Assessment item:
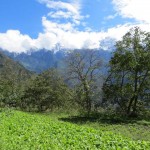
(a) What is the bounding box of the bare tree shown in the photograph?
[65,49,103,116]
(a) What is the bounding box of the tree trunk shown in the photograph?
[127,70,138,116]
[132,95,138,114]
[127,95,138,117]
[87,95,91,117]
[83,80,91,117]
[127,96,134,115]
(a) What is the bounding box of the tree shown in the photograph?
[21,69,72,112]
[103,27,150,116]
[66,50,103,115]
[0,55,32,108]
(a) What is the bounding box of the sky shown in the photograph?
[0,0,150,53]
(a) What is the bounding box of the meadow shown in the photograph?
[0,109,150,150]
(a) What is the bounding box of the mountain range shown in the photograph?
[0,49,111,73]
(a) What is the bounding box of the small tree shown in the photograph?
[103,27,150,116]
[66,50,103,115]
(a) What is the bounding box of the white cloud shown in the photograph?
[112,0,150,24]
[42,16,75,32]
[105,13,117,20]
[36,17,132,50]
[1,0,150,53]
[1,21,150,53]
[38,0,84,25]
[48,11,73,19]
[0,30,35,53]
[38,0,80,14]
[37,17,105,50]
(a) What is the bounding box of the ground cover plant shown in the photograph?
[59,113,150,142]
[0,109,150,150]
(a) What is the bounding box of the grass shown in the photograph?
[0,109,150,149]
[59,114,150,141]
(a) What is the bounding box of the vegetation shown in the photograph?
[21,69,73,112]
[1,109,150,150]
[0,27,150,149]
[66,50,103,115]
[103,27,150,116]
[0,52,33,108]
[60,112,150,141]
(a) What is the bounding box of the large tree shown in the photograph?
[103,27,150,116]
[66,50,103,115]
[21,69,71,111]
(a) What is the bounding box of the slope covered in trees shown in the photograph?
[0,51,33,107]
[0,51,33,78]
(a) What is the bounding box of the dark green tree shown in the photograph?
[0,52,32,107]
[21,69,72,112]
[103,27,150,116]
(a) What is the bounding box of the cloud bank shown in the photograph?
[112,0,150,24]
[0,0,150,53]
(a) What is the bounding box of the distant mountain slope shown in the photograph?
[1,49,111,73]
[0,51,33,80]
[2,49,65,73]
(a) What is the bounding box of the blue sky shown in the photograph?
[0,0,48,37]
[0,0,150,53]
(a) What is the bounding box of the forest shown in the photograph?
[1,27,150,149]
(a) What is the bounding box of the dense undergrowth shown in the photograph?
[0,109,150,150]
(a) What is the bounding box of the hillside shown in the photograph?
[0,51,34,107]
[1,110,150,149]
[2,49,66,73]
[1,49,111,73]
[0,51,33,80]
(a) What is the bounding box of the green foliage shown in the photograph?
[62,113,150,141]
[21,69,73,111]
[103,27,150,116]
[0,51,33,107]
[0,110,150,149]
[66,50,103,115]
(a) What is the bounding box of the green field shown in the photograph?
[0,109,150,150]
